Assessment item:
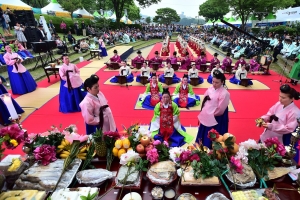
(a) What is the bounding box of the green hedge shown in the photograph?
[266,25,296,35]
[251,28,260,35]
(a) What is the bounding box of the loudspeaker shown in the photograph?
[45,40,57,50]
[14,10,35,27]
[31,42,48,53]
[24,27,39,47]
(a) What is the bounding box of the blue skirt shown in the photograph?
[196,107,229,148]
[173,95,200,108]
[59,80,87,113]
[158,74,181,84]
[152,125,187,147]
[229,75,253,85]
[110,73,134,83]
[100,47,108,57]
[139,95,161,110]
[0,85,24,125]
[85,123,100,135]
[207,75,213,84]
[136,74,150,83]
[282,131,299,164]
[188,76,204,84]
[0,54,6,65]
[7,66,37,95]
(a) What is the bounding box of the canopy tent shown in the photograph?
[265,12,276,20]
[32,8,42,14]
[228,17,236,23]
[41,0,70,17]
[204,20,213,26]
[275,7,300,21]
[109,13,116,21]
[120,15,132,24]
[93,11,100,17]
[0,0,32,11]
[74,8,93,19]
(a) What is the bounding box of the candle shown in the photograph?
[164,188,176,199]
[0,94,19,120]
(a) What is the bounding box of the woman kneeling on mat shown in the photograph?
[80,75,117,135]
[149,88,193,147]
[196,70,230,148]
[207,64,223,84]
[188,64,203,84]
[229,64,253,86]
[158,63,180,84]
[172,74,200,108]
[136,62,151,83]
[110,61,134,83]
[258,84,300,145]
[138,73,163,110]
[59,54,86,113]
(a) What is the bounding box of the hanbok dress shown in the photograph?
[289,54,300,82]
[158,68,180,84]
[149,56,163,68]
[138,81,163,110]
[98,39,108,57]
[79,92,117,134]
[188,68,203,84]
[221,57,232,71]
[3,52,37,95]
[172,83,200,108]
[249,58,260,72]
[196,86,230,147]
[59,63,86,113]
[210,58,220,70]
[136,66,151,83]
[166,56,178,65]
[207,68,224,84]
[260,101,300,144]
[234,59,247,70]
[229,68,253,85]
[131,56,145,68]
[180,56,191,70]
[195,56,207,70]
[150,101,193,147]
[0,84,24,125]
[16,43,33,59]
[110,66,134,83]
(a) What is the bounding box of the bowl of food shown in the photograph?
[49,63,56,68]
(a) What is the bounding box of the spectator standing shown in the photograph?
[48,19,56,34]
[14,22,27,49]
[74,21,80,36]
[60,21,67,35]
[81,21,86,36]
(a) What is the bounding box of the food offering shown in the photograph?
[0,190,47,200]
[147,160,177,185]
[231,189,280,200]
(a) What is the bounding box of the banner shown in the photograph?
[275,7,300,21]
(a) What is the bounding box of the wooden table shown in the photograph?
[43,65,62,83]
[92,160,300,200]
[90,50,101,60]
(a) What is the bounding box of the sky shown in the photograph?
[135,0,207,18]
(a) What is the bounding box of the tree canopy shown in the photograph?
[23,0,48,8]
[199,0,229,23]
[153,8,180,25]
[145,16,152,24]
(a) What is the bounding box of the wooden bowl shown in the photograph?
[49,63,56,68]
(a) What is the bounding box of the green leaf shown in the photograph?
[80,196,88,200]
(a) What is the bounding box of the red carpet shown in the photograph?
[5,44,300,156]
[146,43,162,60]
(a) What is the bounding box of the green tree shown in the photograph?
[199,0,229,24]
[225,0,295,30]
[127,3,141,21]
[145,16,152,24]
[24,0,48,8]
[153,8,180,25]
[58,0,82,20]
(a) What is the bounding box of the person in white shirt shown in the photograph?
[188,64,204,85]
[136,62,151,80]
[109,61,134,83]
[158,63,180,84]
[229,65,253,85]
[207,64,224,84]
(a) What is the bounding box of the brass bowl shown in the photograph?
[49,63,56,68]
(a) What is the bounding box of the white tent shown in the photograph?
[41,0,65,14]
[0,0,32,10]
[74,8,92,17]
[109,13,116,20]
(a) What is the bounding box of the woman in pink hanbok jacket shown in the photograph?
[80,74,117,134]
[196,70,230,148]
[166,51,178,65]
[249,55,260,73]
[131,50,145,68]
[195,51,207,70]
[180,52,191,70]
[259,84,300,145]
[221,52,232,71]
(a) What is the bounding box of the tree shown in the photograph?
[24,0,48,8]
[58,0,82,20]
[145,16,152,24]
[127,3,141,21]
[225,0,295,30]
[199,0,229,24]
[153,8,180,25]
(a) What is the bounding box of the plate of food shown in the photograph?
[231,188,280,200]
[177,193,196,200]
[147,161,177,185]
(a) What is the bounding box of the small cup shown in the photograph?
[164,187,176,200]
[151,186,163,200]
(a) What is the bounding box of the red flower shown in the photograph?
[179,150,192,164]
[33,144,57,166]
[104,131,120,139]
[207,129,220,141]
[189,154,200,162]
[265,137,286,157]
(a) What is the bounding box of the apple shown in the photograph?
[145,144,154,152]
[136,144,145,154]
[140,136,150,146]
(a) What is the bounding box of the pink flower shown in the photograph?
[264,137,286,157]
[33,144,57,166]
[179,150,192,164]
[104,131,120,139]
[230,156,244,174]
[146,148,159,164]
[64,132,88,144]
[163,141,169,147]
[40,131,50,137]
[153,140,161,146]
[189,153,200,162]
[28,133,37,139]
[0,124,25,149]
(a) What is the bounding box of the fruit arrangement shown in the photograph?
[211,132,239,159]
[113,138,132,158]
[7,158,22,172]
[57,139,88,160]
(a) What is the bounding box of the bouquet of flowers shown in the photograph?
[0,124,26,149]
[146,140,170,164]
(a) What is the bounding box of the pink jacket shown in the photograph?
[260,101,300,144]
[3,52,26,73]
[98,39,105,48]
[79,92,116,132]
[59,63,83,88]
[198,86,230,126]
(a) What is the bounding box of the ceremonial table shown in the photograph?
[88,160,300,200]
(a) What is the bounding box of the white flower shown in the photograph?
[138,127,151,138]
[235,146,248,164]
[120,150,141,166]
[239,139,262,151]
[169,147,184,163]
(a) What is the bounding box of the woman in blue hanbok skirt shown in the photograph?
[110,61,134,83]
[207,65,224,84]
[229,65,253,86]
[158,63,181,84]
[98,36,108,57]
